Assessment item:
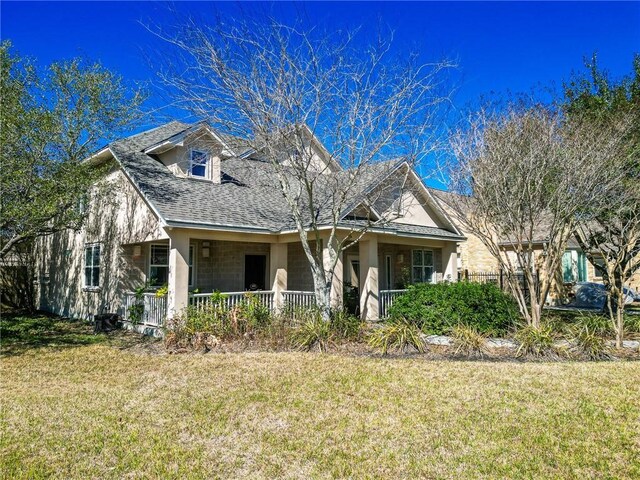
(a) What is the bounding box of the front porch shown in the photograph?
[119,230,459,328]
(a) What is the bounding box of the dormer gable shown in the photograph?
[341,162,461,234]
[148,125,228,183]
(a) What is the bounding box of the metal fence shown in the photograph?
[458,269,539,302]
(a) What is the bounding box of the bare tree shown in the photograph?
[567,54,640,347]
[444,103,630,328]
[574,183,640,347]
[152,15,454,319]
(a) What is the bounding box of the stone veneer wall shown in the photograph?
[459,232,499,273]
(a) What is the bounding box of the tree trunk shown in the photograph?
[615,288,625,349]
[311,269,332,322]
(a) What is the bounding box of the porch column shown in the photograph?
[323,238,343,309]
[167,230,190,319]
[359,235,379,321]
[270,242,288,312]
[443,242,459,282]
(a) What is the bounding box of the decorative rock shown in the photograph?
[605,340,640,349]
[423,335,452,346]
[486,338,517,349]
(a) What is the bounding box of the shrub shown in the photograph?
[165,292,277,349]
[514,324,560,358]
[624,314,640,335]
[367,319,426,355]
[388,282,519,336]
[571,326,612,360]
[330,310,363,341]
[450,325,487,358]
[574,313,612,337]
[289,312,330,352]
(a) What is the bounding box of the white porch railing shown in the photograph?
[282,290,316,310]
[123,292,167,327]
[379,289,408,318]
[189,291,275,312]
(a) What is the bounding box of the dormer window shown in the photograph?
[189,149,209,178]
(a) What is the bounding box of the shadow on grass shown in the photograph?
[0,311,154,357]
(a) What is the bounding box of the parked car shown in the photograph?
[572,282,638,310]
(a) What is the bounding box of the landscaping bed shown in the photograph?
[2,313,639,479]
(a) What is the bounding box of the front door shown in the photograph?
[344,255,361,315]
[244,255,266,290]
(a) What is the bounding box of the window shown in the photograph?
[149,244,194,287]
[412,249,434,283]
[84,244,101,288]
[149,244,169,287]
[189,149,208,178]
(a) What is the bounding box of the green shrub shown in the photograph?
[571,326,612,360]
[234,292,271,332]
[388,282,519,336]
[574,313,612,337]
[450,325,487,358]
[289,313,331,352]
[624,314,640,335]
[367,319,425,355]
[330,310,363,340]
[514,324,559,358]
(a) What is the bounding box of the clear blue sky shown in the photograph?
[2,1,639,180]
[2,1,638,116]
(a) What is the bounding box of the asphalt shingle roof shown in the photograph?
[109,122,462,239]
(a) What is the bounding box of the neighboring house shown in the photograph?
[35,121,464,328]
[429,187,640,298]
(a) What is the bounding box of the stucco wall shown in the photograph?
[157,134,224,181]
[37,168,166,320]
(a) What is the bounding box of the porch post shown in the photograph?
[167,230,190,319]
[323,238,343,309]
[359,235,379,321]
[443,242,459,282]
[270,242,288,312]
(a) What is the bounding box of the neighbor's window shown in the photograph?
[84,244,101,288]
[149,244,169,287]
[189,149,209,178]
[412,249,434,283]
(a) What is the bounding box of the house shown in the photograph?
[35,121,464,329]
[428,187,640,299]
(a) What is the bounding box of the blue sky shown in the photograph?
[2,1,639,186]
[2,1,638,116]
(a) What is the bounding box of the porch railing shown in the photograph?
[123,292,167,327]
[379,289,408,318]
[189,291,275,312]
[282,290,316,310]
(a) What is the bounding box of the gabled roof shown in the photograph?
[105,122,463,239]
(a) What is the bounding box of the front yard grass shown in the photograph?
[1,314,639,479]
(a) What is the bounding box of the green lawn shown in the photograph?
[1,315,639,479]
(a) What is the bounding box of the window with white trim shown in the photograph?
[149,244,169,287]
[84,244,101,288]
[149,244,195,288]
[189,149,209,178]
[412,249,434,283]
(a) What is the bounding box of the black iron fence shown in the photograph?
[458,269,539,303]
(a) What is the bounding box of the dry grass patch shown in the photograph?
[2,338,639,478]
